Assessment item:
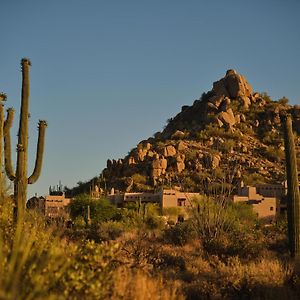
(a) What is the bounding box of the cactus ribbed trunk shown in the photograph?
[3,59,47,222]
[0,93,8,199]
[283,115,300,258]
[14,59,30,220]
[0,101,3,198]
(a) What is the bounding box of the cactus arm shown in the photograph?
[283,114,300,258]
[3,108,16,181]
[28,120,47,184]
[3,107,14,133]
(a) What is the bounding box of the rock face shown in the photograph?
[213,69,253,99]
[176,154,185,173]
[152,154,168,183]
[211,69,253,111]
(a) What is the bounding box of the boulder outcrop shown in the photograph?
[163,145,177,157]
[176,154,185,173]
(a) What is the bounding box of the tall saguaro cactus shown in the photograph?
[0,93,7,198]
[283,114,300,258]
[4,58,47,220]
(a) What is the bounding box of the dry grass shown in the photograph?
[112,267,184,300]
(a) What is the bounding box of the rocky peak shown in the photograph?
[67,69,300,197]
[162,69,255,137]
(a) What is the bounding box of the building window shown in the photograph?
[270,207,274,211]
[177,199,186,207]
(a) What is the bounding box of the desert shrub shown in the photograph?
[188,196,255,249]
[112,267,184,300]
[198,124,241,141]
[275,214,288,234]
[143,204,164,230]
[227,202,258,229]
[0,212,68,300]
[238,122,255,135]
[69,194,119,224]
[88,221,124,242]
[184,149,198,161]
[61,240,119,299]
[181,176,198,191]
[219,138,235,153]
[0,196,14,236]
[73,215,86,228]
[263,145,285,162]
[260,92,273,103]
[131,173,147,185]
[183,256,294,300]
[163,221,196,246]
[243,173,265,185]
[261,129,281,145]
[162,207,181,217]
[119,203,164,231]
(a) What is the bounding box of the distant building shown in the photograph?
[233,182,282,221]
[44,192,71,219]
[108,188,200,209]
[27,185,71,219]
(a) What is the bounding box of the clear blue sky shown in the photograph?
[0,0,299,196]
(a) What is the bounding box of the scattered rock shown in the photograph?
[171,130,185,139]
[235,114,241,124]
[177,141,188,151]
[239,95,251,110]
[138,148,148,161]
[218,108,236,129]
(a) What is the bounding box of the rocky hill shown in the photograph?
[66,70,300,196]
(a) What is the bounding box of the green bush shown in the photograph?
[163,221,196,246]
[88,221,124,242]
[0,209,68,299]
[243,173,265,185]
[69,194,119,224]
[61,240,119,300]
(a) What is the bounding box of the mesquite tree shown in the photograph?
[283,114,300,258]
[4,58,47,221]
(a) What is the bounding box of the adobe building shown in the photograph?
[44,192,71,219]
[233,182,280,221]
[158,189,200,208]
[27,185,71,219]
[108,188,200,209]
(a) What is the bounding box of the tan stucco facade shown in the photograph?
[108,189,200,209]
[233,185,280,221]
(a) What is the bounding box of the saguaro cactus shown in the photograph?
[4,58,47,220]
[283,114,300,258]
[0,93,7,198]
